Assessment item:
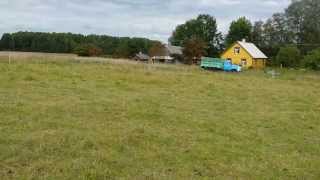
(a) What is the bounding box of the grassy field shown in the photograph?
[0,52,320,179]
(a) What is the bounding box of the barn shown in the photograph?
[221,40,268,69]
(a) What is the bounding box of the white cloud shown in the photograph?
[200,0,241,7]
[0,0,291,42]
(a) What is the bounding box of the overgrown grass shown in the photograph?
[0,53,320,179]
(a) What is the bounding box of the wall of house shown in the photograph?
[221,43,254,68]
[252,59,267,69]
[221,43,267,69]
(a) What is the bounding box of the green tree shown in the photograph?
[275,46,301,68]
[302,48,320,70]
[286,0,320,43]
[169,14,223,57]
[263,13,293,47]
[148,42,166,57]
[226,17,252,46]
[0,33,14,50]
[261,13,295,58]
[252,21,264,48]
[0,32,156,58]
[286,0,320,53]
[74,44,103,57]
[182,37,207,64]
[114,38,131,58]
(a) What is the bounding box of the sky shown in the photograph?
[0,0,291,42]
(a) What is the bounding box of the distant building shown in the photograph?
[221,39,268,69]
[152,45,183,64]
[134,52,150,62]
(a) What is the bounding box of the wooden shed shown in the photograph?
[151,45,183,64]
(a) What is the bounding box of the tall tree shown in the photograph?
[148,42,166,57]
[265,13,293,46]
[225,17,252,46]
[286,0,320,53]
[252,21,265,48]
[182,37,207,64]
[0,33,14,50]
[261,13,295,58]
[169,14,223,57]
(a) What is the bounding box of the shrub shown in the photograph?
[302,48,320,70]
[74,44,103,57]
[275,46,301,68]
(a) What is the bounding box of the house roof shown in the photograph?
[166,45,183,55]
[237,41,268,59]
[135,52,150,60]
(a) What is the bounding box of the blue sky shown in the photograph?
[0,0,290,42]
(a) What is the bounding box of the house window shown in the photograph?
[241,59,247,66]
[234,47,240,54]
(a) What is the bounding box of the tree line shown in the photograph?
[169,0,320,69]
[0,32,158,58]
[0,0,319,69]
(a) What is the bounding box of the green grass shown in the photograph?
[0,54,320,179]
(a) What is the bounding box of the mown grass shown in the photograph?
[0,53,320,179]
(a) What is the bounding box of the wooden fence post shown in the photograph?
[9,52,11,64]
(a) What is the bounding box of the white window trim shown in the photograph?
[241,59,247,66]
[234,47,240,54]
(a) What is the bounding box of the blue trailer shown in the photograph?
[201,57,242,72]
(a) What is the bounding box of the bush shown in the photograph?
[74,44,103,57]
[275,46,301,68]
[302,48,320,70]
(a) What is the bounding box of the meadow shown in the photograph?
[0,52,320,179]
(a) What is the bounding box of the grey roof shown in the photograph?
[135,52,150,60]
[237,41,268,59]
[166,45,183,55]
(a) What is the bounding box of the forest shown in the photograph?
[0,32,157,58]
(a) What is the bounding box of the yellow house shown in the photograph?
[221,40,268,69]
